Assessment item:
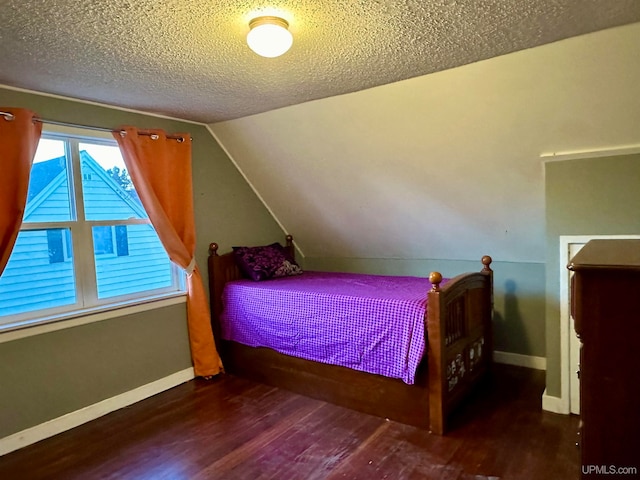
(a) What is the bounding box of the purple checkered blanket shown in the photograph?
[220,271,437,384]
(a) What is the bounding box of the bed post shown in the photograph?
[427,256,493,435]
[285,234,295,261]
[208,242,246,349]
[208,242,222,346]
[427,271,446,435]
[481,255,494,371]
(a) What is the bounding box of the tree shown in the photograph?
[106,166,132,191]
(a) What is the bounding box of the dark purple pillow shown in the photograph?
[233,243,303,281]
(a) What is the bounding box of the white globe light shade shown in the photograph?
[247,16,293,58]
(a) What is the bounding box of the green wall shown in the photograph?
[304,257,546,358]
[0,86,284,438]
[0,304,191,436]
[544,154,640,397]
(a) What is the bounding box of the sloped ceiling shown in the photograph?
[210,23,640,263]
[0,1,639,123]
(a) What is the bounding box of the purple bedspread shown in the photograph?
[220,271,437,384]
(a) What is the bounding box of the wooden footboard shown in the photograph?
[426,257,493,434]
[207,235,493,435]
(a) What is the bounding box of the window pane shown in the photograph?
[92,226,114,255]
[24,139,72,222]
[47,229,65,263]
[80,142,147,221]
[0,229,76,319]
[94,224,174,299]
[115,225,129,256]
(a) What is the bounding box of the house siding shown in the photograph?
[25,175,72,222]
[82,174,146,221]
[94,224,173,299]
[0,229,76,315]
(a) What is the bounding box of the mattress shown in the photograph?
[220,271,440,384]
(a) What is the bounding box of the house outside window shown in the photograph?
[0,127,186,329]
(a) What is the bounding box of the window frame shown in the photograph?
[0,124,187,333]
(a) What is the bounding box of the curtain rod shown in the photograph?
[0,111,190,142]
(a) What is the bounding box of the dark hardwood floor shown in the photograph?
[0,365,580,479]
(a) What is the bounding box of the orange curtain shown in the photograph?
[113,126,222,378]
[0,108,42,275]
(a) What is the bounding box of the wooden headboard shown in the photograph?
[207,234,295,332]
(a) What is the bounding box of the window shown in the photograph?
[0,127,186,328]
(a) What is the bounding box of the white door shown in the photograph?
[568,242,583,414]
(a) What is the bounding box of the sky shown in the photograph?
[34,139,126,171]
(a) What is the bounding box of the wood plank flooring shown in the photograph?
[0,365,580,479]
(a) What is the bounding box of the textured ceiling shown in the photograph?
[1,1,639,124]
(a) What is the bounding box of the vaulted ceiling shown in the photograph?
[1,1,639,124]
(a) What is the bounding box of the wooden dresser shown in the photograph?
[568,239,640,477]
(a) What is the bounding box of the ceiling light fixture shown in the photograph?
[246,16,293,58]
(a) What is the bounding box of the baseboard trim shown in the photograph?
[493,350,546,370]
[541,388,570,414]
[0,367,195,456]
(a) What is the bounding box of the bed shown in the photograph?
[207,235,493,435]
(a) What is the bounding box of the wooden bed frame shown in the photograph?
[207,235,493,435]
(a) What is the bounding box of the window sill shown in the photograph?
[0,293,188,344]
